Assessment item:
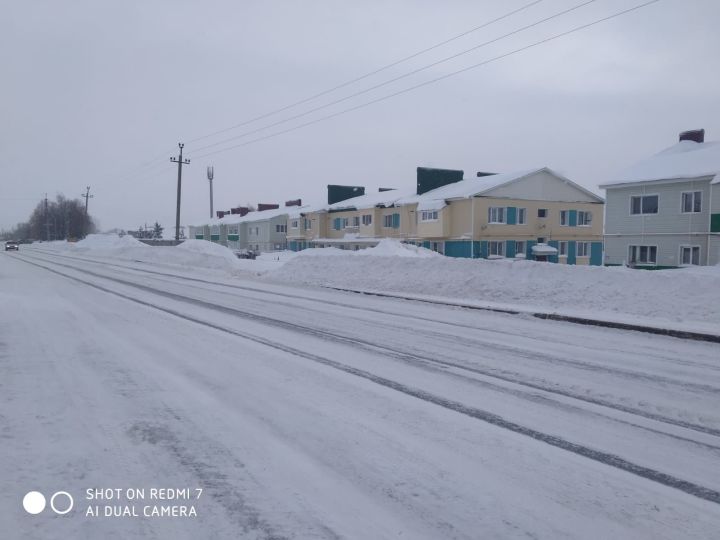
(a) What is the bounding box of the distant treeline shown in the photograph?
[1,194,97,241]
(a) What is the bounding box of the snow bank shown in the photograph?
[267,254,720,328]
[355,239,439,258]
[176,239,239,263]
[75,234,147,249]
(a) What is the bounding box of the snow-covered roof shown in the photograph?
[326,188,414,212]
[532,243,558,255]
[398,167,602,205]
[195,207,290,227]
[600,140,720,188]
[416,199,447,212]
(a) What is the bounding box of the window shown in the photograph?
[558,241,568,256]
[515,241,525,255]
[630,195,659,215]
[431,241,444,255]
[352,216,360,227]
[538,209,548,218]
[304,218,312,230]
[489,241,505,256]
[681,191,702,213]
[629,245,657,265]
[577,242,589,257]
[341,218,349,229]
[228,226,239,235]
[488,207,505,224]
[537,237,546,244]
[578,211,592,226]
[275,224,286,233]
[680,246,700,265]
[517,208,527,225]
[290,220,299,229]
[420,210,438,221]
[383,214,393,227]
[560,210,569,226]
[361,214,372,226]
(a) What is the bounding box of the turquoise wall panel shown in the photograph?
[567,240,576,265]
[548,240,559,263]
[569,210,577,227]
[590,242,603,266]
[505,240,515,258]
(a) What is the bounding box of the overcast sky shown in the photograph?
[2,0,719,233]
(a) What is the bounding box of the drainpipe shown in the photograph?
[708,181,713,265]
[470,196,475,258]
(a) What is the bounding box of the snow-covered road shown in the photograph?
[2,248,720,539]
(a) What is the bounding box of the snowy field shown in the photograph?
[1,237,719,538]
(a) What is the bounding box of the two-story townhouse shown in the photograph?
[399,168,605,264]
[600,129,720,267]
[189,206,290,253]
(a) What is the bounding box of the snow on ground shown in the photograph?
[266,242,720,331]
[29,235,720,331]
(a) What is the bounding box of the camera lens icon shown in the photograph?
[23,491,74,515]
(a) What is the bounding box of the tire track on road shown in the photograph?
[14,253,720,506]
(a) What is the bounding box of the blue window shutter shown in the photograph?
[506,207,517,225]
[569,210,577,227]
[590,242,603,266]
[334,218,340,230]
[392,213,400,229]
[480,241,488,258]
[567,241,576,265]
[548,240,559,263]
[505,240,515,257]
[526,240,536,259]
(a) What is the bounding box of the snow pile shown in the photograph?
[74,234,147,249]
[176,239,240,264]
[355,239,439,258]
[268,254,720,329]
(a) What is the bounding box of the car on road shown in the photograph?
[4,240,19,251]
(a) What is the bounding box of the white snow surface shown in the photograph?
[3,246,720,538]
[27,236,720,332]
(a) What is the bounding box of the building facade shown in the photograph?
[600,129,720,267]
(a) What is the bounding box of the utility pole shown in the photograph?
[44,194,50,242]
[207,166,214,219]
[82,186,93,238]
[170,143,190,241]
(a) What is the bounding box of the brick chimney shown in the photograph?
[257,203,280,212]
[285,199,302,207]
[679,129,705,143]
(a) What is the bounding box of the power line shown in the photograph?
[192,0,662,161]
[189,0,597,155]
[185,0,546,145]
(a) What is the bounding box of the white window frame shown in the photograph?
[290,220,299,229]
[515,240,525,255]
[383,214,393,228]
[630,194,659,216]
[577,211,592,226]
[538,209,548,218]
[228,226,239,235]
[559,210,569,226]
[681,191,702,214]
[352,216,360,227]
[420,210,439,222]
[488,241,505,257]
[488,207,505,224]
[576,242,590,257]
[517,208,527,225]
[629,245,658,265]
[679,245,701,266]
[304,218,312,230]
[361,214,372,226]
[558,241,568,257]
[431,241,444,255]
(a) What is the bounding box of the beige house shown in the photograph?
[289,168,605,264]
